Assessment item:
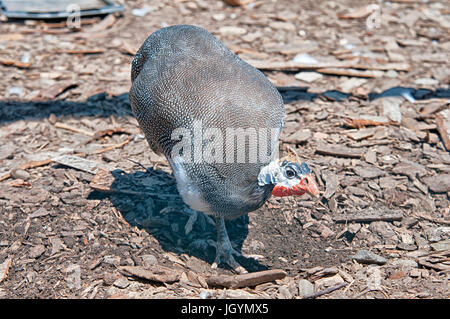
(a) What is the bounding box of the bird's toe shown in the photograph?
[212,244,248,274]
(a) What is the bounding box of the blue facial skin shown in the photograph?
[300,162,311,175]
[281,160,311,179]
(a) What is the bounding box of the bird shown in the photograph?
[129,25,319,273]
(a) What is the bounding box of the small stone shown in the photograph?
[9,86,23,97]
[199,290,213,299]
[212,13,226,21]
[103,255,121,266]
[113,277,130,289]
[385,70,398,78]
[292,53,318,64]
[21,52,31,64]
[242,31,262,42]
[0,143,15,160]
[389,258,418,269]
[29,245,45,259]
[10,169,30,181]
[141,254,157,268]
[294,71,322,83]
[315,111,328,120]
[339,78,367,93]
[414,78,439,86]
[131,6,153,17]
[314,274,344,291]
[219,26,247,36]
[351,249,387,265]
[268,21,296,32]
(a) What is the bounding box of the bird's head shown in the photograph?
[257,148,320,198]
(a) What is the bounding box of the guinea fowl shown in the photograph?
[129,25,319,273]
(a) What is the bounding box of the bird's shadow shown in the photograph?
[2,84,449,272]
[88,167,270,272]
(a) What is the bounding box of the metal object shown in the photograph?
[0,0,124,19]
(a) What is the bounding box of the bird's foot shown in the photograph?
[212,239,248,274]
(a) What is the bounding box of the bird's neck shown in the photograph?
[257,160,282,187]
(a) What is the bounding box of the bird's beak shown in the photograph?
[294,174,320,198]
[272,174,320,198]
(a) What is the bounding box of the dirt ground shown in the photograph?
[0,0,449,299]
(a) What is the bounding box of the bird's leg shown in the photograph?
[211,217,247,274]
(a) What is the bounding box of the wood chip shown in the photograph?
[0,158,52,182]
[321,170,339,199]
[93,128,132,140]
[120,265,181,284]
[55,49,105,54]
[91,138,132,155]
[29,208,50,218]
[315,143,363,158]
[346,128,376,141]
[333,211,403,223]
[33,81,78,101]
[303,282,347,299]
[316,68,377,78]
[247,60,410,72]
[421,174,450,193]
[0,58,31,69]
[54,122,94,137]
[223,0,253,6]
[86,14,117,33]
[338,5,376,19]
[435,113,450,151]
[0,33,24,42]
[52,155,116,175]
[345,116,392,129]
[417,254,450,272]
[0,258,12,283]
[206,269,286,289]
[412,212,450,225]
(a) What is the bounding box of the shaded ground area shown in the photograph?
[0,0,449,298]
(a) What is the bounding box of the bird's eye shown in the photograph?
[285,168,296,178]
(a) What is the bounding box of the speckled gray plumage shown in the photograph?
[129,25,285,219]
